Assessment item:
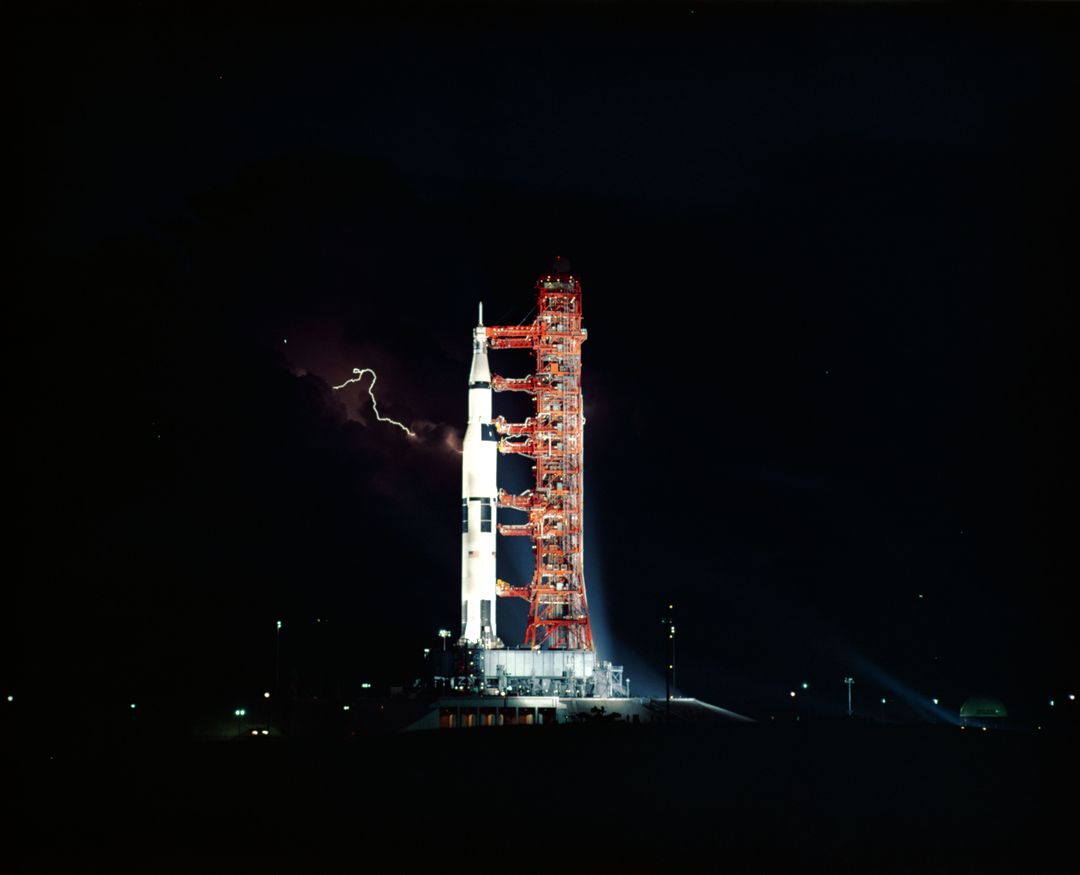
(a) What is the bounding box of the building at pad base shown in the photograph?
[406,697,754,731]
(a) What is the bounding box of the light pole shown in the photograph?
[272,620,283,734]
[438,629,451,651]
[844,677,854,717]
[234,708,246,737]
[662,603,675,720]
[274,620,282,690]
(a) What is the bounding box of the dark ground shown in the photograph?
[12,718,1076,873]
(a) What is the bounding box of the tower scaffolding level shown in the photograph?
[488,256,593,651]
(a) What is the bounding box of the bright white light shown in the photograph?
[251,730,259,736]
[789,691,796,698]
[343,705,350,711]
[881,698,887,704]
[1049,699,1055,707]
[801,682,809,690]
[261,730,269,735]
[263,692,271,699]
[1070,694,1076,701]
[932,698,939,705]
[361,682,372,689]
[276,620,282,630]
[130,703,136,709]
[331,367,415,436]
[5,696,12,703]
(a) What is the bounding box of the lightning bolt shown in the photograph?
[332,367,416,437]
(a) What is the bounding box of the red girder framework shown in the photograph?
[486,262,593,651]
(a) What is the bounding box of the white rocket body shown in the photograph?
[460,307,500,647]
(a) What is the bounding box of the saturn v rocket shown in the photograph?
[460,304,501,647]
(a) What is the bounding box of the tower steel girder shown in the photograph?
[487,266,593,651]
[491,375,537,394]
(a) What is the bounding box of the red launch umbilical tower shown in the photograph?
[487,258,593,650]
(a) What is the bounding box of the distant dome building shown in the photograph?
[960,696,1008,726]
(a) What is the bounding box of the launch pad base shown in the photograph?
[407,696,753,730]
[442,648,626,698]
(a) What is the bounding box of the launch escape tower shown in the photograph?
[487,257,594,651]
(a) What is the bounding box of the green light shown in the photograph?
[361,682,372,689]
[801,682,809,690]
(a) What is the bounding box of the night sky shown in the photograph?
[15,3,1079,725]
